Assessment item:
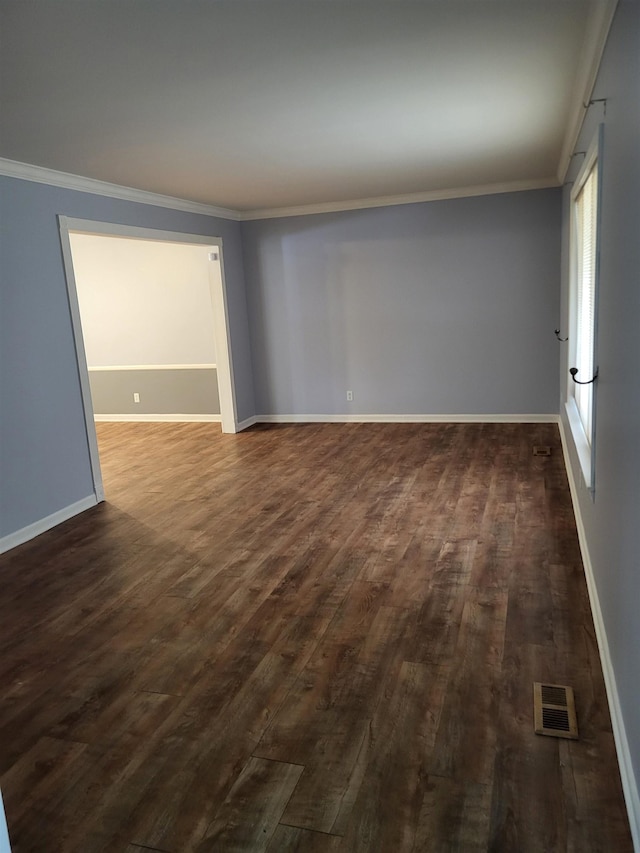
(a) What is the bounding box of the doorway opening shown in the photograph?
[58,217,239,503]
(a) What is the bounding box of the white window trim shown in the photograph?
[565,395,595,488]
[565,125,603,493]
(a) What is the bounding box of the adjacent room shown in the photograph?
[0,1,638,851]
[70,232,223,425]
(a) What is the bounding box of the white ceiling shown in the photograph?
[0,1,610,214]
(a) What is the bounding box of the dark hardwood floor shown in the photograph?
[0,422,632,852]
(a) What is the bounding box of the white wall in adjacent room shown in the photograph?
[70,233,217,366]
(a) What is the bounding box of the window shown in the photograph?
[566,126,602,491]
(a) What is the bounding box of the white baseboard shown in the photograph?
[93,412,560,430]
[88,363,217,371]
[95,413,559,427]
[0,495,98,555]
[94,414,559,432]
[94,413,221,423]
[235,415,259,431]
[559,418,640,850]
[256,413,559,424]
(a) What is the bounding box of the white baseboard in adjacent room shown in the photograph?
[559,419,640,851]
[94,414,222,423]
[94,412,560,428]
[0,495,98,555]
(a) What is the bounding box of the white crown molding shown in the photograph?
[0,158,561,225]
[239,178,560,221]
[557,0,618,184]
[0,158,241,221]
[256,413,559,424]
[1,157,560,224]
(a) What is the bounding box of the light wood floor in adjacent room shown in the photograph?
[0,422,633,852]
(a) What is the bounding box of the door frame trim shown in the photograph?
[58,217,240,502]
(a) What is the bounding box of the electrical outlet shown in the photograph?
[133,392,140,403]
[346,390,353,401]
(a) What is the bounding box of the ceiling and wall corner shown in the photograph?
[0,0,619,218]
[557,0,619,183]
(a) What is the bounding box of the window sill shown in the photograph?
[565,397,595,494]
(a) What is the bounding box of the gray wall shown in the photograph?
[559,0,640,813]
[241,189,561,416]
[89,368,220,416]
[0,177,254,539]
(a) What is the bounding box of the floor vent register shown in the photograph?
[534,682,579,739]
[532,445,552,456]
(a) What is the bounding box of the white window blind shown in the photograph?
[573,162,598,442]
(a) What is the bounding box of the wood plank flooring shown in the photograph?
[0,422,632,852]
